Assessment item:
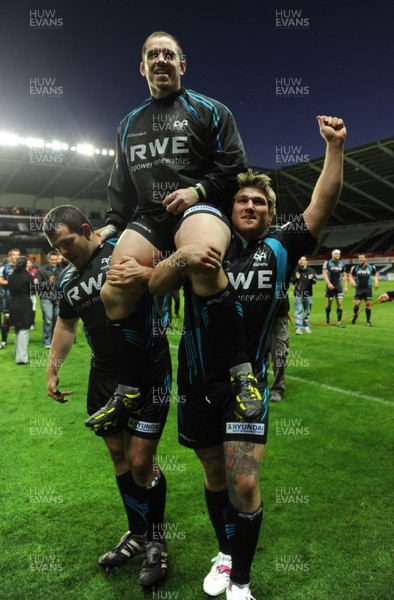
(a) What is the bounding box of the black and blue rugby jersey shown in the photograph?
[105,87,247,229]
[350,263,376,288]
[0,262,15,299]
[177,216,316,394]
[58,239,169,375]
[323,258,346,289]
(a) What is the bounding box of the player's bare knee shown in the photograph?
[228,476,259,509]
[127,448,154,486]
[130,461,155,487]
[205,467,227,490]
[108,448,128,472]
[187,268,227,297]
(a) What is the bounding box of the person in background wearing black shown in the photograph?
[0,248,21,349]
[8,256,35,364]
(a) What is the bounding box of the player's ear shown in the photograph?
[140,61,146,77]
[81,223,91,239]
[180,59,187,76]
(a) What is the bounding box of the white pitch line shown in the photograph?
[287,375,393,407]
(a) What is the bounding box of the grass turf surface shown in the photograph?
[1,281,393,599]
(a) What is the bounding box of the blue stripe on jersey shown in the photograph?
[121,99,151,153]
[201,306,209,328]
[255,237,288,363]
[354,263,373,286]
[179,95,200,121]
[59,264,74,291]
[187,91,222,150]
[327,258,344,269]
[106,237,118,246]
[122,329,144,348]
[366,264,373,286]
[187,89,234,116]
[235,300,243,317]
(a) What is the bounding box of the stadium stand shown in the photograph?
[1,133,393,268]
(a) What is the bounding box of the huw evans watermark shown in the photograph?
[275,9,310,29]
[276,486,310,504]
[275,77,310,98]
[30,77,63,98]
[29,418,63,436]
[276,554,309,572]
[275,418,310,436]
[30,9,63,29]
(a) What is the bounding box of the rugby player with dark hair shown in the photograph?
[148,115,346,600]
[349,254,378,326]
[44,205,171,591]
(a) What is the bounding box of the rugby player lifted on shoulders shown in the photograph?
[88,30,263,434]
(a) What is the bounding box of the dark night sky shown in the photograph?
[1,0,393,168]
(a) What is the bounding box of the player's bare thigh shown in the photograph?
[174,213,231,295]
[101,229,159,319]
[110,228,160,267]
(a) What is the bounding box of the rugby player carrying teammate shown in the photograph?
[148,115,346,599]
[44,206,171,591]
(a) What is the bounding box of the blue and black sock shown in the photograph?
[226,501,263,585]
[205,487,231,555]
[198,283,249,370]
[108,312,144,388]
[148,472,167,545]
[116,471,149,537]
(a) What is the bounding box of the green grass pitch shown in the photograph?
[1,281,393,599]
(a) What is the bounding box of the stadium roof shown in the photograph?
[266,136,394,225]
[0,135,393,225]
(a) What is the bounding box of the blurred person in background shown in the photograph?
[322,248,347,327]
[0,248,21,349]
[26,258,38,329]
[36,250,62,348]
[290,256,317,334]
[8,256,35,364]
[349,254,378,326]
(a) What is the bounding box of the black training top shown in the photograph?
[105,87,247,229]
